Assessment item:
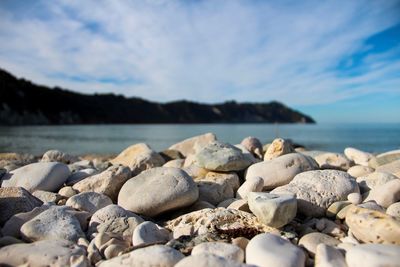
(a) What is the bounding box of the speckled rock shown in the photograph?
[196,171,240,205]
[315,244,346,267]
[66,191,112,214]
[248,192,297,228]
[176,253,249,267]
[345,205,400,244]
[169,132,217,157]
[264,138,294,160]
[345,244,400,267]
[132,221,171,246]
[66,168,98,186]
[356,171,398,193]
[246,153,318,189]
[73,165,131,202]
[110,143,165,175]
[299,232,340,256]
[347,165,374,177]
[315,152,354,170]
[386,202,400,218]
[98,245,185,267]
[344,148,373,166]
[118,167,198,217]
[194,141,252,171]
[241,136,263,158]
[1,162,70,192]
[236,176,264,199]
[191,242,244,263]
[0,239,89,267]
[246,233,306,267]
[365,179,400,208]
[0,187,43,226]
[272,170,359,217]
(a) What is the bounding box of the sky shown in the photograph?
[0,0,399,123]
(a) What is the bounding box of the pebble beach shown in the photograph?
[0,133,399,267]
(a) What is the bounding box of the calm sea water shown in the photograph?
[0,123,399,156]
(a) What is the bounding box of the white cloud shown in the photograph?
[0,0,399,105]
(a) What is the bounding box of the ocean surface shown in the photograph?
[0,123,399,156]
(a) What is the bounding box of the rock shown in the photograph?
[32,190,63,203]
[376,159,400,177]
[163,159,185,168]
[326,201,351,217]
[241,136,263,158]
[41,149,78,164]
[248,192,297,228]
[169,132,217,157]
[347,165,374,177]
[315,244,346,267]
[0,236,24,248]
[246,153,318,189]
[196,171,240,205]
[264,138,294,160]
[299,232,340,256]
[344,147,373,166]
[194,141,252,172]
[73,165,131,202]
[345,244,400,267]
[20,206,85,242]
[345,205,400,244]
[272,170,359,217]
[0,187,43,226]
[315,218,346,238]
[386,202,400,218]
[370,149,400,168]
[132,221,171,246]
[87,232,130,264]
[336,204,353,220]
[0,239,89,267]
[231,237,249,252]
[365,179,400,208]
[66,191,113,214]
[356,171,398,193]
[357,201,385,212]
[118,167,198,217]
[1,162,70,192]
[175,253,249,267]
[315,152,354,171]
[236,176,264,199]
[218,198,239,208]
[110,143,165,175]
[98,245,185,267]
[186,200,215,212]
[246,233,306,267]
[191,242,244,263]
[66,168,98,186]
[159,149,184,161]
[58,186,78,198]
[89,204,142,226]
[347,192,362,205]
[234,144,260,164]
[89,216,144,241]
[227,199,251,212]
[0,168,6,179]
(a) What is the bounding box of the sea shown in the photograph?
[0,123,399,156]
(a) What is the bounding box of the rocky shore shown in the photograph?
[0,133,399,267]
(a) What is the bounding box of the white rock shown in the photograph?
[169,132,217,157]
[0,239,89,267]
[236,176,264,199]
[66,168,98,186]
[246,153,318,189]
[118,167,198,217]
[98,245,185,267]
[89,204,142,226]
[66,192,113,214]
[132,221,171,246]
[41,149,78,164]
[241,136,263,158]
[344,148,373,166]
[356,171,398,193]
[32,190,63,203]
[386,202,400,218]
[365,179,400,208]
[272,170,359,217]
[248,192,297,228]
[347,165,374,177]
[315,152,354,170]
[246,233,306,267]
[299,232,340,256]
[192,242,244,263]
[1,162,70,192]
[58,186,78,198]
[163,159,185,168]
[175,253,249,267]
[315,244,346,267]
[346,244,400,267]
[347,192,362,205]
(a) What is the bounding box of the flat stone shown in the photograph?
[315,152,354,171]
[32,190,63,203]
[98,245,185,267]
[66,191,112,214]
[191,242,244,262]
[118,167,198,217]
[163,159,185,168]
[356,171,398,193]
[246,153,318,189]
[344,148,373,166]
[272,170,359,217]
[248,192,297,228]
[0,239,89,267]
[66,168,98,186]
[315,244,346,267]
[299,232,340,256]
[20,206,85,242]
[194,141,252,171]
[345,205,400,244]
[236,176,264,199]
[345,244,400,267]
[386,202,400,218]
[246,233,306,267]
[0,187,43,225]
[132,221,171,246]
[264,138,294,160]
[365,179,400,208]
[110,143,165,175]
[370,149,400,168]
[73,165,131,202]
[376,159,400,177]
[347,165,374,177]
[241,136,263,158]
[176,253,249,267]
[1,162,70,192]
[169,132,217,157]
[196,171,240,205]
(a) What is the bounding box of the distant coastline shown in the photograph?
[0,68,315,125]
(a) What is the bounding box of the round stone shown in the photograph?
[298,232,340,256]
[66,192,113,214]
[191,242,244,262]
[347,193,362,205]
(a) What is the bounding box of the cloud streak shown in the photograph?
[0,0,399,106]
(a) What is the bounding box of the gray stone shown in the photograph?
[236,176,264,200]
[315,152,354,170]
[346,244,400,267]
[32,190,63,203]
[191,242,245,263]
[169,132,217,157]
[66,191,113,214]
[315,244,346,267]
[272,170,359,217]
[132,221,171,246]
[118,167,198,217]
[356,171,398,193]
[241,136,263,158]
[41,149,78,164]
[66,168,98,186]
[1,162,70,192]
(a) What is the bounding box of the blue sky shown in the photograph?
[0,0,399,123]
